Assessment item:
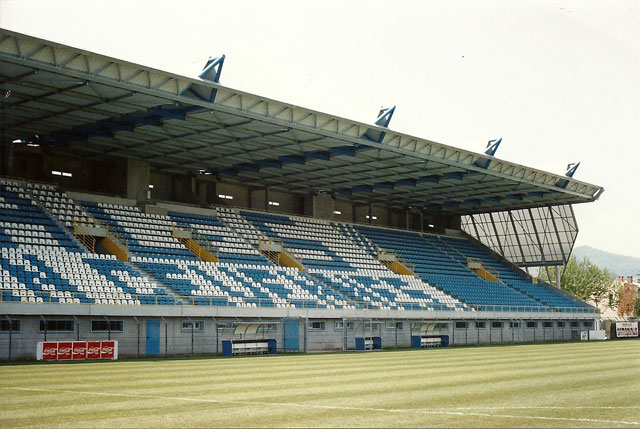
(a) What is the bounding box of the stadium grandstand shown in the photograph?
[0,29,605,359]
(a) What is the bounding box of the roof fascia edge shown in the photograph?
[0,29,603,201]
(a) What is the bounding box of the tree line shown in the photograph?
[538,256,639,317]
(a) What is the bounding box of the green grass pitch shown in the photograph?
[1,340,639,428]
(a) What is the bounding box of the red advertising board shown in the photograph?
[57,342,73,360]
[72,341,87,360]
[100,341,116,359]
[37,341,118,361]
[41,342,58,361]
[87,341,102,359]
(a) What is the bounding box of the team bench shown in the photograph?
[221,339,277,356]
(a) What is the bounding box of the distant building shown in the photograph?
[594,276,638,321]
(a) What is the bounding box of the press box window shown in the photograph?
[455,321,468,329]
[39,320,74,332]
[491,321,503,329]
[182,320,205,332]
[0,320,20,332]
[309,321,326,331]
[91,320,123,333]
[526,321,537,329]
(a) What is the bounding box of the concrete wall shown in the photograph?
[5,149,447,234]
[0,314,597,361]
[66,191,136,207]
[217,182,249,208]
[250,188,266,211]
[354,205,372,224]
[388,209,406,229]
[267,189,297,214]
[149,170,174,201]
[126,159,151,202]
[312,194,334,220]
[333,200,354,222]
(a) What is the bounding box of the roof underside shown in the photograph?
[0,29,604,215]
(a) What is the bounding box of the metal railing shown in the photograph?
[466,257,500,279]
[73,221,96,253]
[377,248,416,274]
[0,291,598,313]
[258,237,303,268]
[171,225,219,261]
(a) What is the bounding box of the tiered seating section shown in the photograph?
[168,209,267,264]
[81,202,193,260]
[240,211,466,311]
[0,182,77,249]
[0,178,592,312]
[27,183,94,228]
[438,235,588,311]
[351,224,590,312]
[0,180,162,305]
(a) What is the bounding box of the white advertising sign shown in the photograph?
[616,322,639,338]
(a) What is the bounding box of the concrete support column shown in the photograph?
[0,100,8,176]
[250,188,266,211]
[126,159,150,202]
[313,193,334,219]
[206,180,217,204]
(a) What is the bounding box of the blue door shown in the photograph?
[146,319,160,355]
[283,319,299,351]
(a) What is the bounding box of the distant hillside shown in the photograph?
[572,246,640,277]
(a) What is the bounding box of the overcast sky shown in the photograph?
[1,0,639,258]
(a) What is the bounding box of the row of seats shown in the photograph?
[351,224,590,312]
[0,178,591,313]
[239,210,468,309]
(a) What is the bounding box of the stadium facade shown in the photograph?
[0,29,605,359]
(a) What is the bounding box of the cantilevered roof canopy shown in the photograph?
[0,29,603,215]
